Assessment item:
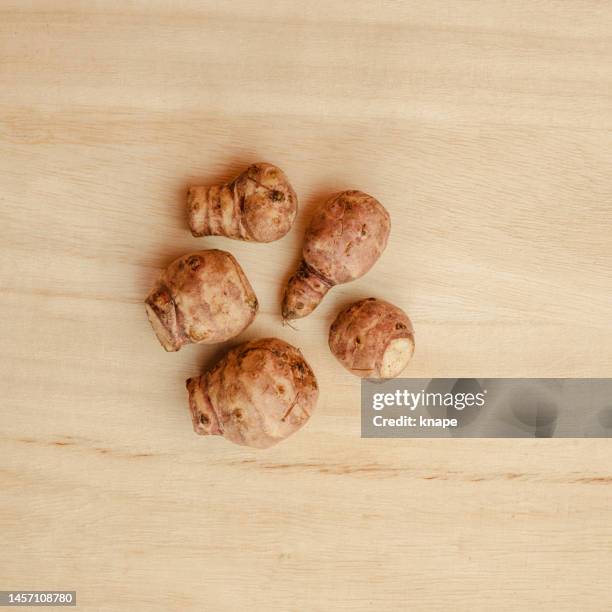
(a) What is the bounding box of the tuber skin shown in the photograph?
[145,250,258,352]
[186,338,318,448]
[187,162,297,243]
[329,298,415,378]
[282,190,390,320]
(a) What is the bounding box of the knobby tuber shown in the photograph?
[186,338,318,448]
[187,162,297,242]
[329,298,415,378]
[282,190,390,320]
[145,250,258,352]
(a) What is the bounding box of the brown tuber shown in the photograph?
[145,249,258,352]
[329,298,415,378]
[282,190,390,320]
[186,338,318,448]
[187,162,297,242]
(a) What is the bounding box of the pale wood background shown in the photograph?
[1,1,612,610]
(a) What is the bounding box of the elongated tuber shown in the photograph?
[145,250,258,352]
[282,190,390,320]
[187,162,297,242]
[329,298,414,378]
[186,338,318,448]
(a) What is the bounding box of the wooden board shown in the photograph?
[1,2,611,610]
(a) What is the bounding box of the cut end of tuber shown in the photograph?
[379,337,415,379]
[144,287,184,352]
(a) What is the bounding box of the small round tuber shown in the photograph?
[187,162,297,243]
[282,190,390,320]
[145,249,258,352]
[186,338,318,448]
[329,298,415,378]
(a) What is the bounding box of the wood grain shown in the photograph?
[1,2,611,610]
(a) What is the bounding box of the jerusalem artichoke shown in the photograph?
[187,163,297,242]
[186,338,318,448]
[145,250,257,352]
[329,298,414,378]
[282,190,390,320]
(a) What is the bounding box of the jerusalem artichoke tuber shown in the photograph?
[145,250,258,352]
[282,190,390,320]
[329,298,414,378]
[186,338,318,448]
[187,163,297,242]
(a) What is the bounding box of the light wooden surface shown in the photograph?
[2,2,612,610]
